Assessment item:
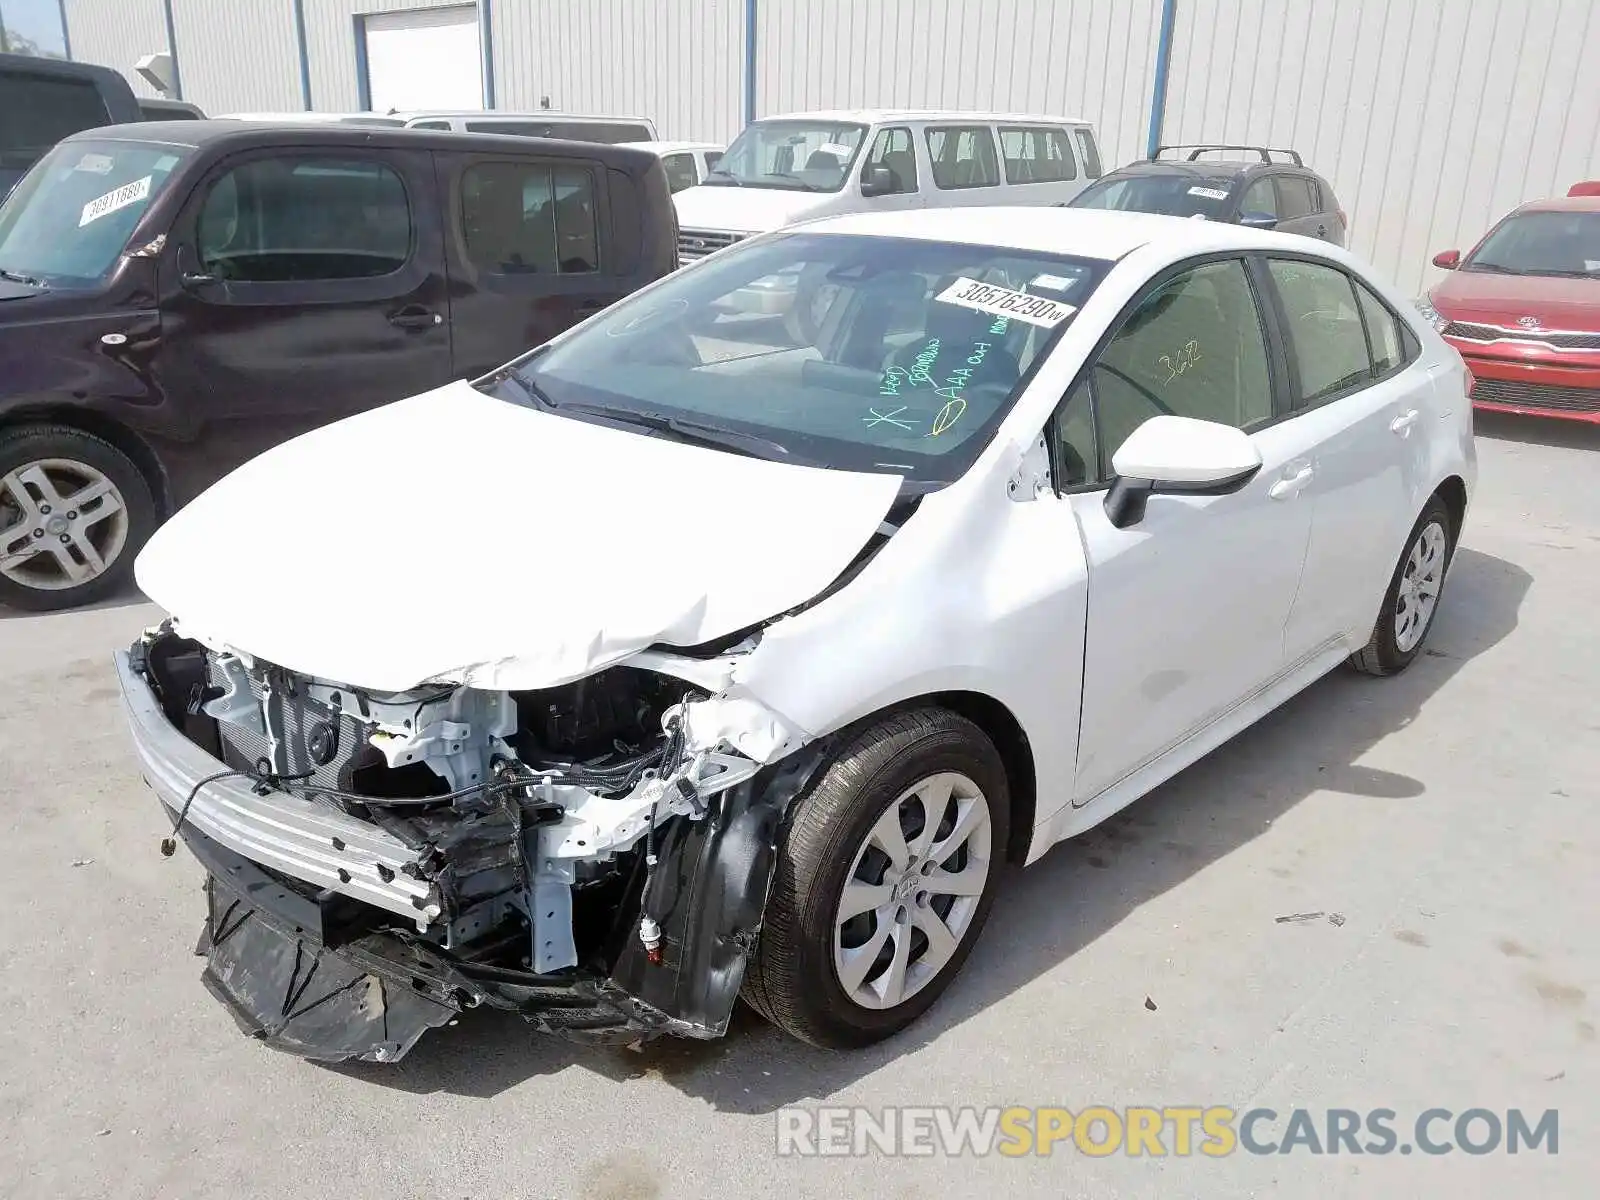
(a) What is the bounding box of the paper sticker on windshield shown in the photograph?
[1187,185,1231,200]
[73,153,115,175]
[818,143,854,156]
[79,176,152,227]
[1031,273,1076,292]
[935,277,1076,328]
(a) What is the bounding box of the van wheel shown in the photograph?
[743,709,1009,1048]
[1348,495,1454,676]
[0,425,156,611]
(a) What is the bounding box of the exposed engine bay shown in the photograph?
[122,620,829,1063]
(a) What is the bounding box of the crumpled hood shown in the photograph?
[135,381,902,692]
[672,184,833,234]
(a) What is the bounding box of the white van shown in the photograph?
[673,109,1103,264]
[618,141,725,192]
[394,111,657,143]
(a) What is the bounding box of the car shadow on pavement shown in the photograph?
[335,546,1531,1108]
[1472,410,1600,451]
[0,581,148,619]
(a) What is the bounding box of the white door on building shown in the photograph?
[363,6,482,113]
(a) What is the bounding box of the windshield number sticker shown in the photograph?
[936,277,1075,328]
[1187,185,1231,200]
[79,176,152,227]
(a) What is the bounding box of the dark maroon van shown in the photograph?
[0,120,677,609]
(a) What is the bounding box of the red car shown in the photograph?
[1420,186,1600,422]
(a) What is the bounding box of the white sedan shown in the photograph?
[118,208,1474,1062]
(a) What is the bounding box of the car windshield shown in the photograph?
[1071,172,1237,219]
[489,231,1110,483]
[1466,211,1600,277]
[0,138,190,287]
[704,120,868,192]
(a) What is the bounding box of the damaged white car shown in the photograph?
[116,208,1476,1062]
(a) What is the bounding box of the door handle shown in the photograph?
[388,306,442,330]
[1268,466,1314,500]
[1390,409,1419,435]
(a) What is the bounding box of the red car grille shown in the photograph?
[1471,377,1600,414]
[1443,321,1600,351]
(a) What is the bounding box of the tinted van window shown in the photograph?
[461,162,599,274]
[198,157,412,282]
[1276,176,1318,219]
[466,120,650,144]
[1074,128,1102,177]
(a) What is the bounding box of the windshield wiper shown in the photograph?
[764,172,824,192]
[1464,262,1519,274]
[558,402,791,459]
[501,369,559,410]
[705,169,743,187]
[0,267,45,288]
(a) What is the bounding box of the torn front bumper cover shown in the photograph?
[115,648,828,1063]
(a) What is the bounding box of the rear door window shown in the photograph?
[925,125,1000,190]
[1267,259,1373,406]
[1354,281,1413,375]
[196,157,413,282]
[460,160,600,274]
[1239,178,1278,221]
[1074,128,1103,178]
[998,126,1077,184]
[1276,176,1318,220]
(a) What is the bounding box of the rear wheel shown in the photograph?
[0,425,156,611]
[743,708,1009,1048]
[1348,495,1454,676]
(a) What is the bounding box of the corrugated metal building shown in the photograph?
[60,0,1600,292]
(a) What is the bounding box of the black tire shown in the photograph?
[1348,494,1455,676]
[743,708,1010,1048]
[0,424,157,612]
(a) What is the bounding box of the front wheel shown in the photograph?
[743,708,1009,1048]
[0,425,157,612]
[1348,495,1454,676]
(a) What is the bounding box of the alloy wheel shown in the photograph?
[0,458,130,592]
[1394,519,1447,653]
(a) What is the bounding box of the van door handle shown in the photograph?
[1269,466,1314,500]
[1390,409,1419,435]
[389,306,442,330]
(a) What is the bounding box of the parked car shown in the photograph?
[0,52,141,195]
[1069,145,1347,246]
[116,207,1474,1064]
[673,109,1104,263]
[136,98,206,121]
[220,110,659,143]
[1419,185,1600,422]
[674,109,1104,340]
[0,120,677,610]
[619,140,724,193]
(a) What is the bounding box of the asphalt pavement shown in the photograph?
[1,412,1595,1199]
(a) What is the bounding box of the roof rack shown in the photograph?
[1152,144,1304,166]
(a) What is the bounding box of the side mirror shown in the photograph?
[860,165,895,198]
[1431,249,1461,270]
[1238,212,1278,230]
[1103,416,1263,529]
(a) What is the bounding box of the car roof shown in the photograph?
[1513,195,1600,215]
[393,110,654,123]
[61,120,663,172]
[796,206,1304,260]
[761,108,1091,125]
[618,140,722,155]
[1106,159,1297,180]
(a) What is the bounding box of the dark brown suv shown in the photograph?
[0,120,677,609]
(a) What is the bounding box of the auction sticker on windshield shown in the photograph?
[80,176,152,227]
[936,277,1076,328]
[1187,186,1231,200]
